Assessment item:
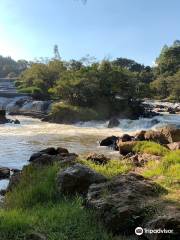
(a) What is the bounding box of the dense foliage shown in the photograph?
[1,40,179,105]
[0,56,28,78]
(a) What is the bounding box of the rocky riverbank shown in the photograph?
[1,126,179,239]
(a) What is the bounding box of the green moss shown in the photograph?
[78,159,133,178]
[133,141,169,156]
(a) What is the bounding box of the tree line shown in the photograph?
[0,40,179,105]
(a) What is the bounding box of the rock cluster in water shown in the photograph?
[0,110,20,124]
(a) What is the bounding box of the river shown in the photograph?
[0,113,180,190]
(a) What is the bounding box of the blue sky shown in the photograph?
[0,0,180,65]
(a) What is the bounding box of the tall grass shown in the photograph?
[0,164,115,240]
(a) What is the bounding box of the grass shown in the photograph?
[142,150,180,188]
[78,159,133,178]
[0,164,115,240]
[133,141,169,156]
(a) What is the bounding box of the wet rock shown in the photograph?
[145,214,180,240]
[167,142,180,150]
[86,153,110,165]
[100,136,119,149]
[86,172,166,235]
[57,163,107,195]
[0,110,9,124]
[0,167,10,179]
[108,118,120,128]
[29,152,43,162]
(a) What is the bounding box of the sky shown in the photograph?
[0,0,180,65]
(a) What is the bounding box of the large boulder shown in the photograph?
[108,118,120,128]
[86,172,166,235]
[86,153,110,165]
[135,130,146,141]
[0,167,10,179]
[56,164,107,195]
[167,142,180,150]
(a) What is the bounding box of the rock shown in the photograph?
[40,147,58,155]
[145,214,180,240]
[160,126,180,143]
[57,163,107,195]
[120,134,133,142]
[29,152,43,162]
[144,130,169,144]
[56,147,69,154]
[100,136,119,149]
[135,130,146,141]
[128,153,161,167]
[108,118,120,128]
[86,172,166,235]
[167,142,180,150]
[117,141,137,155]
[30,154,54,165]
[0,167,10,179]
[26,232,47,240]
[168,107,176,114]
[86,153,110,165]
[14,119,20,124]
[29,147,69,162]
[0,110,9,124]
[7,171,21,191]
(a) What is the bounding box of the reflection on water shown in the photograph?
[0,114,180,189]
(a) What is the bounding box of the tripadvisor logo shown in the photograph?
[135,226,174,236]
[135,227,143,235]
